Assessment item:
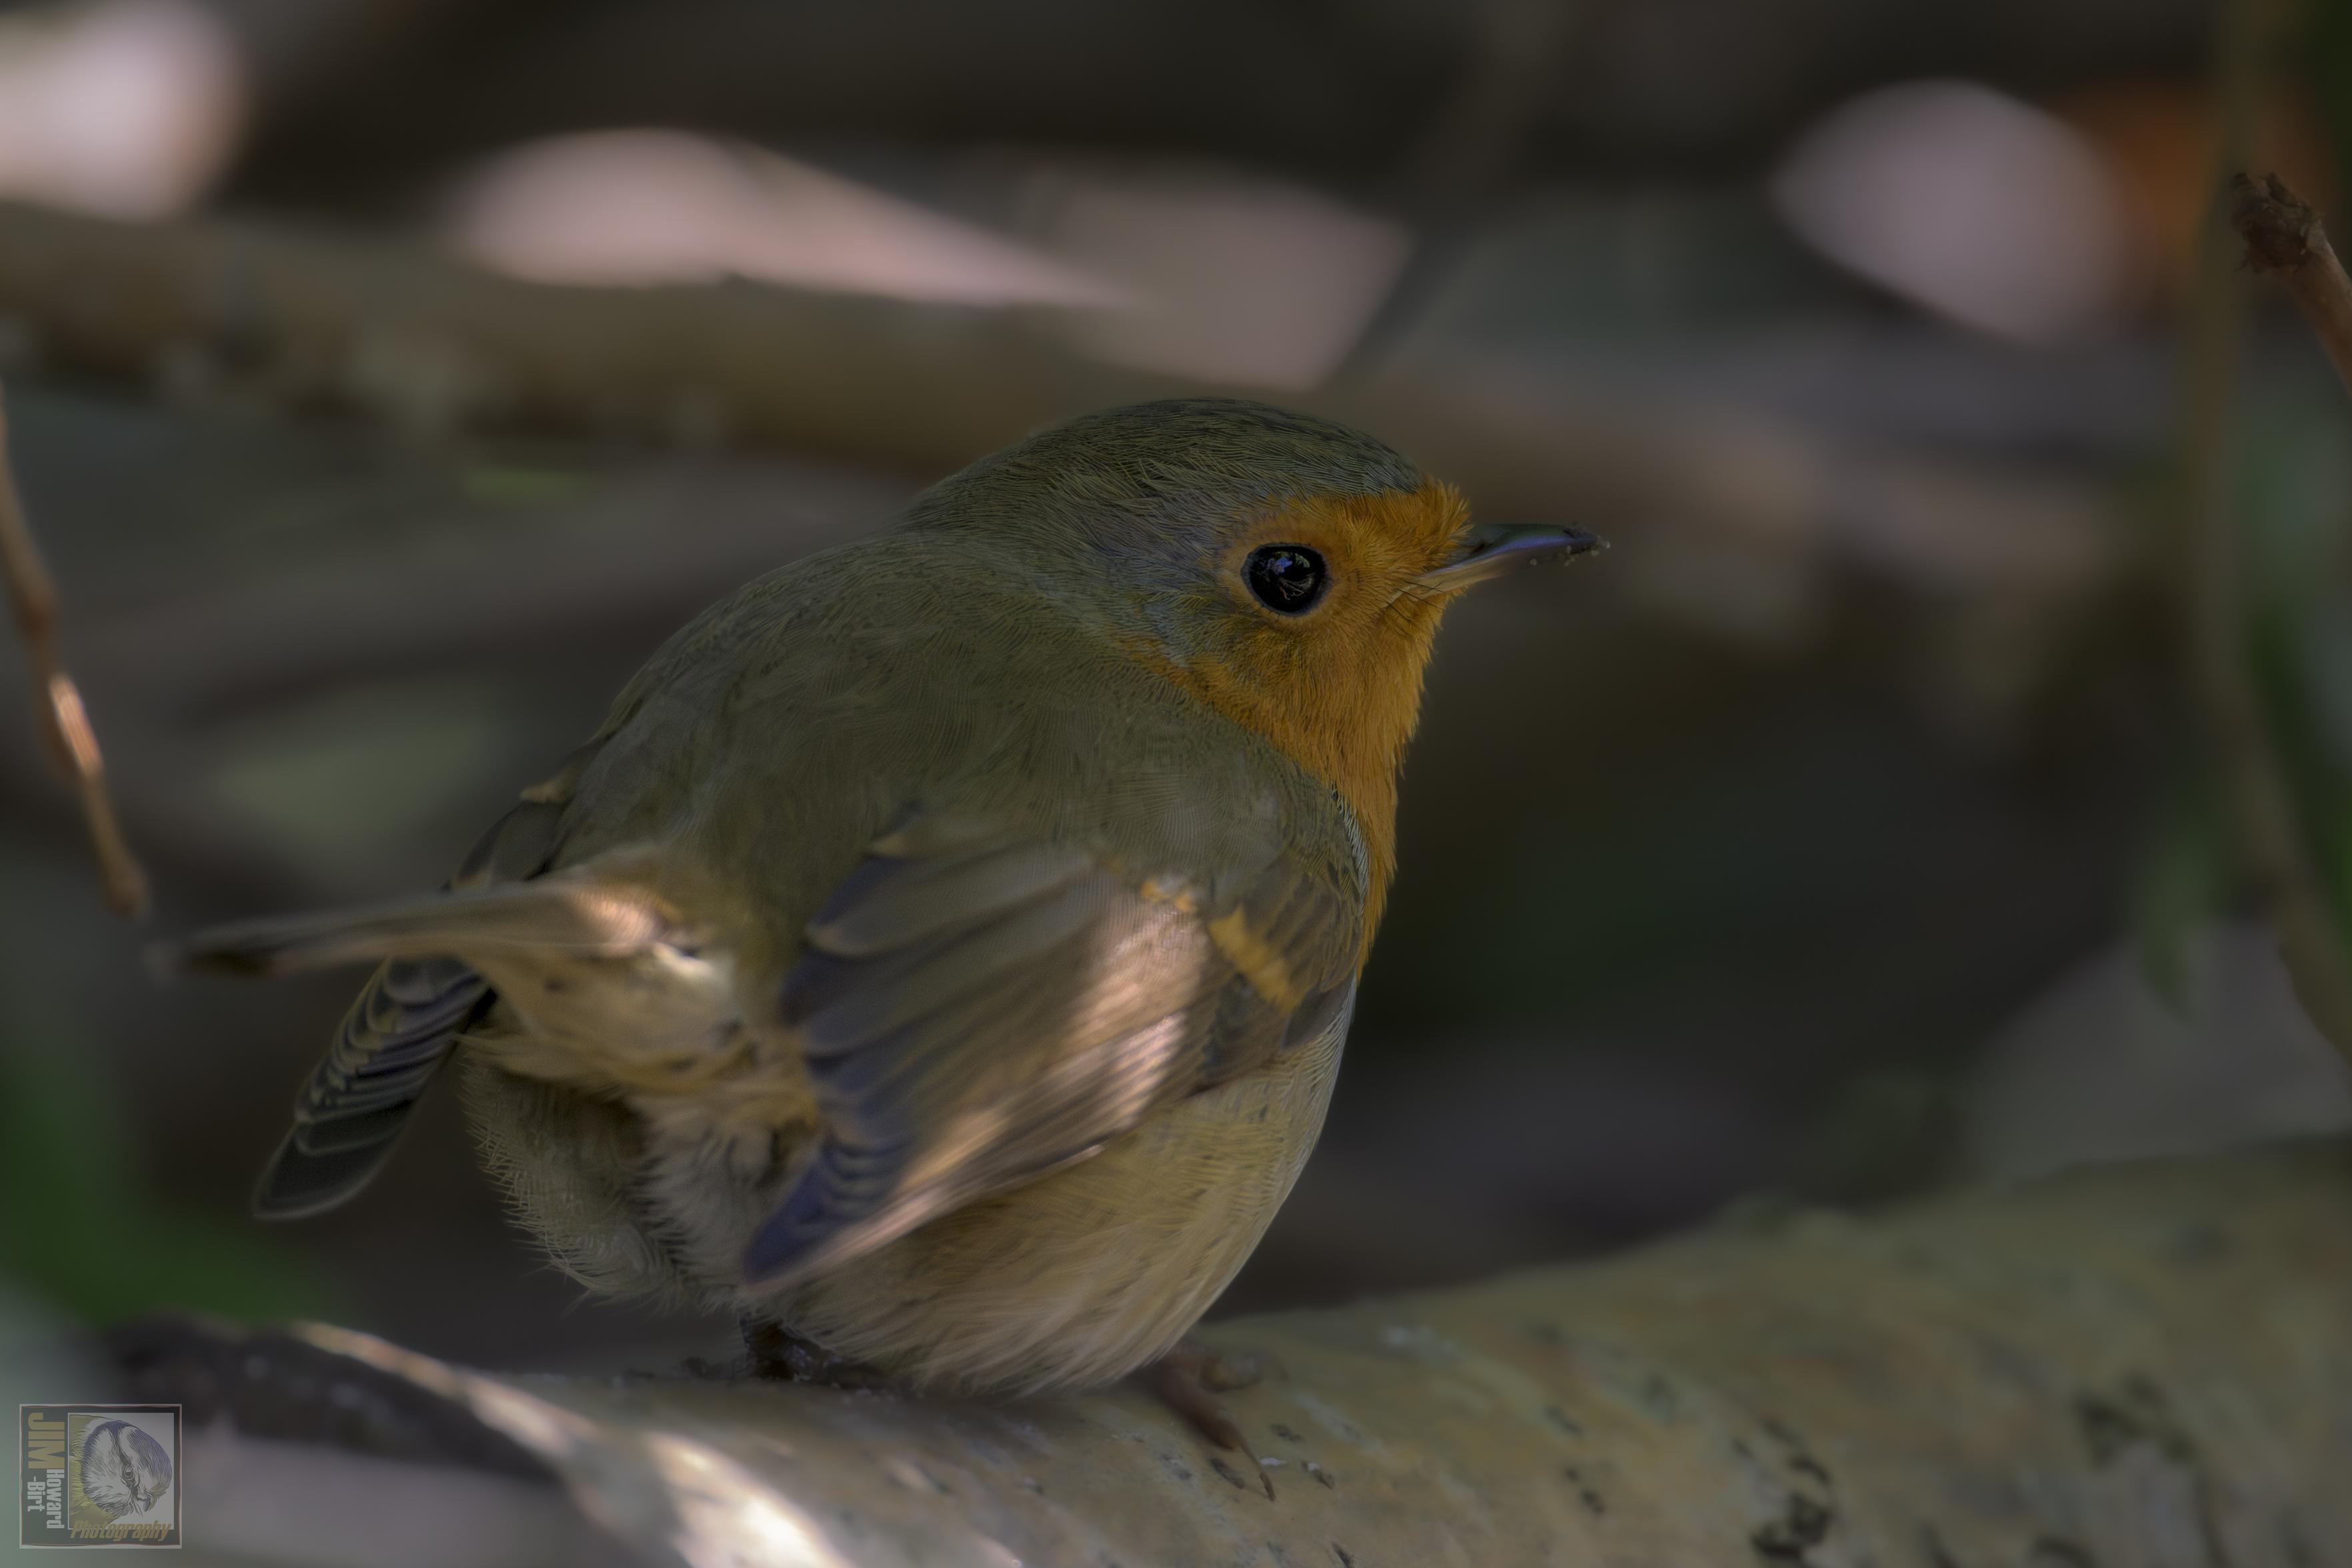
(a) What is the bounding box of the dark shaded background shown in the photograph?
[3,0,2351,1375]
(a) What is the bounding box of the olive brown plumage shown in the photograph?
[167,397,1600,1400]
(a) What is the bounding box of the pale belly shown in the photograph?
[775,1004,1350,1397]
[461,981,1352,1399]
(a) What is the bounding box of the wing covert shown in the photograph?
[743,815,1362,1286]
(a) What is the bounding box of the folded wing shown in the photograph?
[744,813,1361,1287]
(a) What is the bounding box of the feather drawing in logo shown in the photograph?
[73,1418,173,1525]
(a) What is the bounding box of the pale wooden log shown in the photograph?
[113,1141,2352,1567]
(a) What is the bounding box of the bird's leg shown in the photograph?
[1142,1339,1274,1499]
[1192,1344,1268,1393]
[739,1317,891,1389]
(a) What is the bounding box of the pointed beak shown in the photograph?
[1419,521,1606,591]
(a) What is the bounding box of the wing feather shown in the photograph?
[743,815,1361,1286]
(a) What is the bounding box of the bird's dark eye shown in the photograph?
[1244,544,1328,614]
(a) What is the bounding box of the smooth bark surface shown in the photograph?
[111,1141,2352,1567]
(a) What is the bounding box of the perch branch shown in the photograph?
[0,377,147,917]
[105,1142,2352,1567]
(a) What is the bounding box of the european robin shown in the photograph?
[168,397,1598,1426]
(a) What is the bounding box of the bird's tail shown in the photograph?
[155,875,681,979]
[159,859,690,1219]
[250,954,491,1219]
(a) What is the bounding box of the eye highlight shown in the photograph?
[1243,544,1328,615]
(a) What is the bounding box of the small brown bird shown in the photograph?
[171,398,1596,1419]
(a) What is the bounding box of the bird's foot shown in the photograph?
[740,1318,891,1389]
[1143,1339,1274,1499]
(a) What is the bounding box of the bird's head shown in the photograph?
[910,397,1600,883]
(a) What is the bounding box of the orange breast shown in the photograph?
[1128,480,1465,946]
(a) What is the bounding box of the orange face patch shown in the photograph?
[1128,478,1470,937]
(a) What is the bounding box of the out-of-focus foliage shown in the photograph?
[0,1027,330,1325]
[2306,0,2352,195]
[2132,377,2352,1027]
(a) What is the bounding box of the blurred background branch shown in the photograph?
[0,195,2123,593]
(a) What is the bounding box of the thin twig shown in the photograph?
[2233,173,2352,399]
[2177,0,2352,1067]
[2221,169,2352,1059]
[0,379,149,917]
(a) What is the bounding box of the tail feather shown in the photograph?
[192,875,675,1219]
[156,876,676,979]
[287,1100,421,1158]
[252,1131,395,1220]
[251,953,493,1218]
[175,785,618,1220]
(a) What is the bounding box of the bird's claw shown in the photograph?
[1144,1341,1275,1499]
[740,1318,890,1388]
